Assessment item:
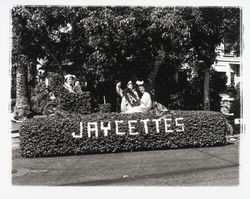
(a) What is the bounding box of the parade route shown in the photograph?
[12,141,239,186]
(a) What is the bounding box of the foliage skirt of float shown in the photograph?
[19,111,229,157]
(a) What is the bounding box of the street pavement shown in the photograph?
[12,141,239,186]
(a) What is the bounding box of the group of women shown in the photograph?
[116,80,153,113]
[64,74,168,114]
[63,74,84,94]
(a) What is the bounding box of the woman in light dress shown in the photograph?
[125,81,152,113]
[63,74,76,93]
[116,80,140,113]
[63,74,85,94]
[116,80,152,113]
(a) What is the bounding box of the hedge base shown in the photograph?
[19,111,228,158]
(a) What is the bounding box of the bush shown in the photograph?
[31,82,50,115]
[56,90,97,115]
[228,84,241,119]
[168,91,186,110]
[47,73,98,114]
[48,73,64,97]
[224,84,241,134]
[167,68,227,111]
[19,110,228,158]
[31,84,96,115]
[99,103,112,113]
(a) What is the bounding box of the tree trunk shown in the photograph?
[204,66,210,110]
[148,47,165,91]
[15,61,31,118]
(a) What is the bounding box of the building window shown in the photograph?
[224,43,232,55]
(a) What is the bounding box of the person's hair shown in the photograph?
[64,74,76,82]
[127,80,133,86]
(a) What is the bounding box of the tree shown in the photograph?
[12,7,34,118]
[180,7,240,110]
[11,6,240,113]
[14,56,32,117]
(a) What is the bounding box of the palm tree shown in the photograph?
[14,55,31,118]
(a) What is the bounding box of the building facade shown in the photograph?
[212,43,241,116]
[212,43,241,88]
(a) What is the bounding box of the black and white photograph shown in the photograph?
[1,0,250,199]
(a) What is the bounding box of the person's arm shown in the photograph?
[116,82,123,97]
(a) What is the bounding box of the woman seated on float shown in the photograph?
[125,81,152,113]
[116,80,152,113]
[73,80,83,94]
[116,80,140,113]
[63,74,76,93]
[63,74,85,94]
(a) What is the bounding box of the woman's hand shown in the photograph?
[116,82,121,88]
[116,82,123,97]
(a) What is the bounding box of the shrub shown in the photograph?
[99,103,112,113]
[19,110,228,158]
[168,91,186,110]
[31,86,96,115]
[48,73,64,97]
[224,84,241,134]
[56,90,97,115]
[167,68,227,111]
[31,82,50,115]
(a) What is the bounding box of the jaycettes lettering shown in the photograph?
[72,117,184,138]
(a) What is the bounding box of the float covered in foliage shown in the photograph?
[19,110,228,158]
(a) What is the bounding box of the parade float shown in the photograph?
[19,85,229,158]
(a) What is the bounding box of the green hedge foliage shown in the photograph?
[31,82,50,115]
[99,103,112,113]
[56,91,96,115]
[19,111,228,158]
